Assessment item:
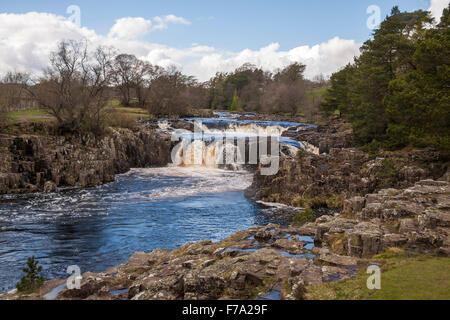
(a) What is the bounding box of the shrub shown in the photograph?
[361,139,381,159]
[16,256,45,293]
[297,149,308,159]
[326,194,344,209]
[375,158,400,189]
[292,208,315,226]
[106,110,137,130]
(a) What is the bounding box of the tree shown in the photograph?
[384,4,450,151]
[208,64,270,111]
[0,71,31,126]
[230,89,239,111]
[111,54,157,106]
[262,63,307,115]
[26,40,115,135]
[321,64,355,116]
[321,5,449,154]
[145,66,205,117]
[111,54,137,106]
[349,8,432,143]
[135,62,159,106]
[274,62,306,83]
[16,256,45,293]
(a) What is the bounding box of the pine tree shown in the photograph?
[321,5,448,152]
[230,89,239,111]
[16,256,45,293]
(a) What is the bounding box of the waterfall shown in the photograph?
[171,139,245,170]
[159,116,311,170]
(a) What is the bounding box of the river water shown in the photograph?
[0,115,310,292]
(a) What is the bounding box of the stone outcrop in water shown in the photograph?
[1,116,448,300]
[0,224,358,300]
[309,179,450,258]
[248,120,447,210]
[1,178,447,300]
[282,119,355,155]
[0,123,172,194]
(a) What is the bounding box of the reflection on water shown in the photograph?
[0,167,281,292]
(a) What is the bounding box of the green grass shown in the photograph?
[7,108,53,123]
[109,100,150,119]
[112,107,150,118]
[306,87,328,103]
[6,102,150,121]
[306,249,450,300]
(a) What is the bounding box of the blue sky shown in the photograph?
[1,0,433,50]
[0,0,447,80]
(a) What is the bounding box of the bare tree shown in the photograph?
[261,63,307,115]
[111,54,138,106]
[0,71,31,108]
[26,40,115,135]
[134,62,159,106]
[111,54,157,106]
[0,71,32,126]
[144,66,206,117]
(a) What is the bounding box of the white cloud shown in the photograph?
[0,12,361,82]
[154,14,191,30]
[108,15,191,39]
[185,38,361,80]
[428,0,450,22]
[108,17,152,39]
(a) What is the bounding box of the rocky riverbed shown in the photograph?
[0,116,448,300]
[1,177,448,300]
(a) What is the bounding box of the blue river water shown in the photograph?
[0,113,310,292]
[0,167,283,292]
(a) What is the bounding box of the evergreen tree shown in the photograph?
[321,64,354,116]
[16,256,45,293]
[321,6,449,154]
[230,89,239,111]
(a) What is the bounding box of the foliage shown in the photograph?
[375,158,400,189]
[360,139,382,159]
[297,149,308,159]
[16,256,45,293]
[321,5,450,155]
[208,62,311,115]
[292,207,314,226]
[230,89,239,111]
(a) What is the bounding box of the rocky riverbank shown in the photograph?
[247,120,448,210]
[0,116,448,300]
[2,178,447,300]
[0,122,172,194]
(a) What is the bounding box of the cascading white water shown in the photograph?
[161,117,304,170]
[171,139,245,170]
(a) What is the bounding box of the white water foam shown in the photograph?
[123,167,253,200]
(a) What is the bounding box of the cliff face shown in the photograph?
[0,125,172,194]
[248,121,447,209]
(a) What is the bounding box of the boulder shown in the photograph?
[43,181,58,193]
[347,222,383,258]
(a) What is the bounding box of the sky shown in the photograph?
[0,0,448,81]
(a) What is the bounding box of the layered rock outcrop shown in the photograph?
[0,224,357,300]
[2,179,447,300]
[0,124,172,194]
[310,179,450,258]
[248,120,446,209]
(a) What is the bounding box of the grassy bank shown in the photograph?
[306,249,450,300]
[5,102,151,128]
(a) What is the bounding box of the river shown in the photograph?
[0,114,310,292]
